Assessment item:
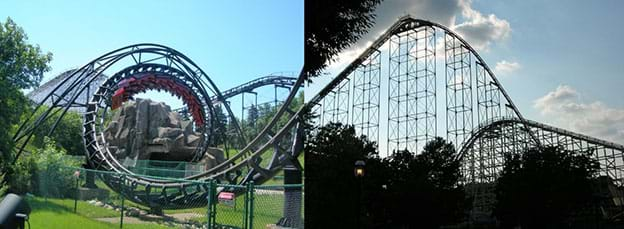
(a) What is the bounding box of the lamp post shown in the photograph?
[354,160,365,177]
[354,160,365,228]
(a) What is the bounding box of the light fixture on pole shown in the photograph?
[354,160,366,228]
[354,160,365,177]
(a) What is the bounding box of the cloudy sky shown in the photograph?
[308,0,624,146]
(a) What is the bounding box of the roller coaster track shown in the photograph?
[28,70,297,108]
[459,118,624,161]
[307,16,624,215]
[172,75,297,121]
[216,75,297,102]
[14,43,305,209]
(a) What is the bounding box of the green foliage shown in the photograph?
[34,138,81,197]
[4,149,37,194]
[9,138,80,197]
[304,0,382,78]
[213,105,228,146]
[27,106,85,155]
[494,146,600,228]
[233,91,304,148]
[0,16,52,187]
[246,105,259,129]
[0,17,52,89]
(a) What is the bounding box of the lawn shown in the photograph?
[26,196,171,229]
[24,194,293,229]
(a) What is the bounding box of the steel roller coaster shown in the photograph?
[16,43,305,209]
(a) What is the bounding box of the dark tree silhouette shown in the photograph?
[304,0,382,79]
[494,146,600,228]
[306,125,466,228]
[305,122,382,228]
[380,137,466,228]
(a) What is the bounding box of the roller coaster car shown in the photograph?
[111,88,125,110]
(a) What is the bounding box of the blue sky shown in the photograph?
[1,0,303,111]
[307,0,624,152]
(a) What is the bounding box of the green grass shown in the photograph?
[26,197,171,229]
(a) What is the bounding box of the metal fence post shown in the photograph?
[120,174,125,229]
[44,166,49,202]
[74,169,79,213]
[206,180,215,229]
[243,183,249,229]
[248,181,255,229]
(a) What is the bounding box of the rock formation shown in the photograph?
[104,98,224,170]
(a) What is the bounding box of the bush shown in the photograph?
[7,137,80,197]
[34,138,81,197]
[5,152,37,194]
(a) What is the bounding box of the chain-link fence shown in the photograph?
[25,166,304,228]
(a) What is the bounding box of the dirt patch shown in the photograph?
[169,212,204,221]
[95,216,144,224]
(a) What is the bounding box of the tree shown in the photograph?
[380,137,466,228]
[0,17,52,184]
[305,122,382,228]
[304,0,382,78]
[494,146,600,228]
[0,18,52,89]
[212,105,228,146]
[245,105,259,138]
[28,106,84,155]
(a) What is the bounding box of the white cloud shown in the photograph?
[326,41,376,74]
[452,1,511,51]
[534,85,624,144]
[363,0,511,51]
[534,85,579,114]
[494,60,521,76]
[326,0,513,73]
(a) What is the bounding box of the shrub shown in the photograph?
[7,137,81,197]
